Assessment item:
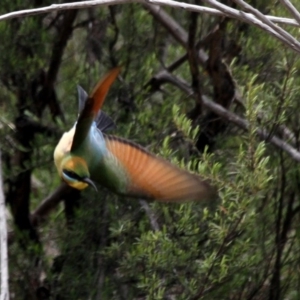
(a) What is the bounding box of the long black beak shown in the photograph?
[82,177,98,191]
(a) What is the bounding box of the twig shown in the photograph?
[0,151,9,300]
[139,199,160,231]
[280,0,300,25]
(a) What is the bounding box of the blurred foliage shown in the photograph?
[1,1,300,300]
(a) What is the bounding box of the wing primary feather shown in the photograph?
[105,135,215,202]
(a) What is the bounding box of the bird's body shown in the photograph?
[54,68,215,202]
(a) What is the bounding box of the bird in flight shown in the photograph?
[54,68,215,202]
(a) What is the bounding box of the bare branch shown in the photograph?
[0,0,299,54]
[0,0,299,28]
[0,151,9,300]
[202,0,300,53]
[232,0,300,50]
[154,71,300,163]
[201,93,300,162]
[280,0,300,25]
[0,0,132,22]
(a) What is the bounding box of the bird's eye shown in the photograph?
[62,169,83,181]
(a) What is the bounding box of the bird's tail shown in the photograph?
[77,85,115,132]
[71,68,120,150]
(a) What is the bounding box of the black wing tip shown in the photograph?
[96,111,116,132]
[77,85,89,114]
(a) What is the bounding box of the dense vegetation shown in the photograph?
[1,0,300,299]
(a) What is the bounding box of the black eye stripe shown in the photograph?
[62,169,83,181]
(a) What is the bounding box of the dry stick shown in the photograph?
[202,0,300,53]
[232,0,300,50]
[0,0,299,27]
[0,152,9,300]
[155,71,300,163]
[280,0,300,25]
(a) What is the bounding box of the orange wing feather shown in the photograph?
[105,136,215,202]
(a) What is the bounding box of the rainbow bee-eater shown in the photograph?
[54,68,215,202]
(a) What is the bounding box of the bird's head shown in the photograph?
[60,155,97,191]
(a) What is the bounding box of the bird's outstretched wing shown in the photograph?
[71,67,120,151]
[104,135,215,202]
